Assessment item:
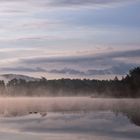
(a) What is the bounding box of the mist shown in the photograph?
[0,97,139,117]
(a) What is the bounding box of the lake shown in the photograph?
[0,97,140,140]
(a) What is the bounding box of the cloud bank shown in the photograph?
[0,49,139,79]
[48,0,134,7]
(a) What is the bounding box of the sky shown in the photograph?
[0,0,140,79]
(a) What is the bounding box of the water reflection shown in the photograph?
[114,108,140,127]
[1,112,140,139]
[1,111,140,140]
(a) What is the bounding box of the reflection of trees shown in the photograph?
[113,106,140,127]
[0,80,5,95]
[125,111,140,126]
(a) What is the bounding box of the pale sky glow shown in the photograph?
[0,0,140,79]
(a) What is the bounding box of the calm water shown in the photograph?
[0,97,140,140]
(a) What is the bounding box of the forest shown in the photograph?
[0,67,140,98]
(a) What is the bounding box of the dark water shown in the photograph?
[0,97,140,140]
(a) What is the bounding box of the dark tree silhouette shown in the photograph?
[2,67,140,97]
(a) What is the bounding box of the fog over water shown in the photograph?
[0,97,140,140]
[0,97,139,117]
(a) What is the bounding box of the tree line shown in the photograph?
[0,67,140,97]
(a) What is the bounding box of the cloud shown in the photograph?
[0,0,136,9]
[49,68,85,75]
[1,67,46,73]
[20,49,140,64]
[49,63,136,76]
[0,49,139,78]
[0,0,139,46]
[48,0,134,7]
[105,49,140,58]
[16,49,140,76]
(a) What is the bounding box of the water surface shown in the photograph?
[0,97,140,140]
